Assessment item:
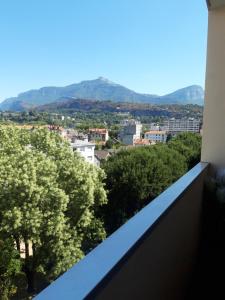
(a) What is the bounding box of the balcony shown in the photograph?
[36,1,225,299]
[36,162,209,300]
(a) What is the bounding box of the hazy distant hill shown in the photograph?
[0,77,204,111]
[36,97,203,119]
[160,85,204,106]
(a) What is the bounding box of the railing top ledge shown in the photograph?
[35,162,209,300]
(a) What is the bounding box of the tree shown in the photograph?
[101,132,201,234]
[0,126,107,294]
[102,145,187,233]
[104,139,114,149]
[0,238,22,300]
[166,133,173,143]
[168,132,201,169]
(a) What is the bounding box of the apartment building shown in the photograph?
[71,140,95,164]
[119,119,142,145]
[163,118,200,134]
[88,128,109,143]
[149,123,160,131]
[144,130,167,143]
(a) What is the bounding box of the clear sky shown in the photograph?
[0,0,208,102]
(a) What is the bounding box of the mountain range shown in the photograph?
[0,77,204,111]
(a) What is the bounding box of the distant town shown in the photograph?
[58,117,201,165]
[0,112,201,166]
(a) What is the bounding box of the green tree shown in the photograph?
[0,238,22,300]
[168,132,201,169]
[0,126,107,294]
[166,133,173,143]
[104,139,114,149]
[101,132,201,234]
[102,145,187,233]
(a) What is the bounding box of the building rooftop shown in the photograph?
[71,140,95,147]
[89,128,108,133]
[134,139,150,145]
[145,131,167,135]
[94,150,111,161]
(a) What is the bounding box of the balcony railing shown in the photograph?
[35,162,209,300]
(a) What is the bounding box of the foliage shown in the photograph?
[102,133,201,234]
[0,125,202,295]
[0,238,22,300]
[103,139,114,149]
[168,132,202,169]
[0,126,107,293]
[102,144,187,233]
[0,103,203,129]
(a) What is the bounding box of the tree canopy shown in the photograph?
[168,132,201,169]
[0,127,201,297]
[0,126,107,296]
[0,238,22,300]
[102,133,201,233]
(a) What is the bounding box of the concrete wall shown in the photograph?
[208,0,225,10]
[201,6,225,167]
[91,166,208,300]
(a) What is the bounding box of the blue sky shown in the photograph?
[0,0,208,101]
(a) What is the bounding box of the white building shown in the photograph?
[144,131,167,143]
[119,120,142,145]
[149,123,160,131]
[163,118,200,134]
[71,140,95,164]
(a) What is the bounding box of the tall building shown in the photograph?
[119,120,142,145]
[163,118,200,135]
